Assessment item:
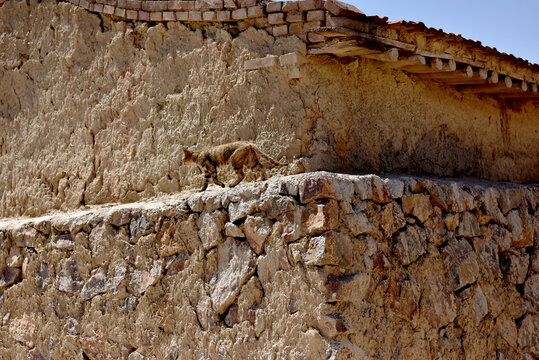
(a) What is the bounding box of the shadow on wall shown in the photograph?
[377,125,480,178]
[379,125,481,177]
[324,125,485,177]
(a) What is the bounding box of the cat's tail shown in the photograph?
[253,147,287,167]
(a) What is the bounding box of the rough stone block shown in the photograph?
[495,314,518,348]
[242,215,272,254]
[402,194,433,223]
[524,274,539,307]
[138,10,152,21]
[531,248,539,273]
[247,5,264,17]
[176,10,189,20]
[384,272,421,320]
[197,210,225,250]
[162,11,176,20]
[288,22,304,35]
[224,222,244,238]
[216,10,231,20]
[0,267,21,290]
[195,0,223,9]
[223,0,236,9]
[265,195,296,219]
[282,0,299,11]
[500,252,529,284]
[142,0,167,11]
[188,10,202,20]
[128,260,163,296]
[168,0,195,10]
[238,0,256,6]
[257,247,290,286]
[266,1,282,12]
[286,10,304,22]
[393,226,426,265]
[298,0,324,10]
[324,0,364,17]
[103,5,115,14]
[244,55,278,70]
[498,188,525,214]
[130,214,152,243]
[79,0,90,9]
[278,208,303,243]
[443,238,479,291]
[156,220,183,257]
[304,231,352,266]
[212,238,256,315]
[267,12,286,24]
[202,10,216,20]
[299,175,352,203]
[81,268,109,300]
[115,7,127,16]
[457,211,481,238]
[91,3,105,12]
[421,278,457,329]
[506,208,534,248]
[306,9,325,21]
[301,199,339,236]
[123,0,142,9]
[380,202,406,238]
[518,315,539,356]
[231,7,248,19]
[8,313,36,347]
[472,237,501,278]
[149,11,163,20]
[126,9,139,19]
[355,175,392,204]
[343,211,381,238]
[444,213,459,231]
[254,16,269,27]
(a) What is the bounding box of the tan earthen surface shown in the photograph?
[1,0,538,218]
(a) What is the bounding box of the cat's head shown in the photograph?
[182,147,195,164]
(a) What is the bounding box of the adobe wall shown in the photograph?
[0,172,537,359]
[0,0,538,218]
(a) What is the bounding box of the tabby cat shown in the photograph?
[182,141,287,191]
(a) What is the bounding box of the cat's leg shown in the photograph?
[229,151,246,187]
[253,163,266,180]
[200,163,224,190]
[211,171,225,188]
[200,172,210,191]
[230,163,245,187]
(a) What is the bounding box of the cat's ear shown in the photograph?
[182,147,192,157]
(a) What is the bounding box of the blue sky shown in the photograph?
[346,0,539,64]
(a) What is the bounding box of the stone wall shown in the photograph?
[0,172,537,359]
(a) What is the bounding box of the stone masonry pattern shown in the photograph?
[0,172,537,359]
[67,0,331,40]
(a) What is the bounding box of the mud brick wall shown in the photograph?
[1,0,538,218]
[0,172,537,359]
[67,0,331,40]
